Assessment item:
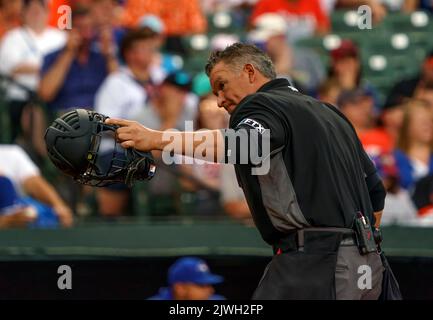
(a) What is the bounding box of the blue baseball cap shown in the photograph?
[168,257,223,286]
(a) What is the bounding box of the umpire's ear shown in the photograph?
[243,64,256,83]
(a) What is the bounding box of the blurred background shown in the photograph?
[0,0,433,299]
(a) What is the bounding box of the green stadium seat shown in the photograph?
[383,11,433,33]
[363,50,423,77]
[182,34,211,54]
[361,32,427,82]
[405,31,433,52]
[207,11,245,35]
[184,53,210,74]
[132,183,179,218]
[181,34,211,74]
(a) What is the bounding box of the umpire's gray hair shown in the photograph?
[205,43,276,80]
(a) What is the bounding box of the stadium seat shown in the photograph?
[182,34,211,54]
[207,11,246,35]
[132,182,179,218]
[383,11,433,33]
[184,54,210,74]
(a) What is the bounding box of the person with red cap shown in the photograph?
[329,39,380,110]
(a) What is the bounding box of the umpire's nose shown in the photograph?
[217,92,226,109]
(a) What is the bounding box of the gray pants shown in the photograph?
[335,245,384,300]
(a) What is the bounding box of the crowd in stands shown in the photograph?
[1,0,433,229]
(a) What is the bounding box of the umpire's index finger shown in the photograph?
[105,118,131,127]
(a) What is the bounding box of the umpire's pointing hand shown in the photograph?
[105,118,159,152]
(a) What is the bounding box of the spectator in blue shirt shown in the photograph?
[38,4,118,113]
[149,257,225,300]
[0,144,73,228]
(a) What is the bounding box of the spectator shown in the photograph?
[337,88,375,137]
[121,0,207,36]
[137,71,198,133]
[0,0,66,141]
[137,71,199,216]
[90,0,126,56]
[329,39,381,110]
[250,0,330,42]
[149,257,225,300]
[201,0,258,13]
[360,102,405,158]
[248,13,325,93]
[403,0,433,14]
[0,175,37,229]
[95,28,158,124]
[414,82,433,110]
[317,78,341,106]
[94,27,159,217]
[372,152,417,226]
[38,4,117,113]
[394,99,433,190]
[121,0,207,55]
[177,96,227,216]
[385,51,433,108]
[0,144,73,227]
[190,73,251,222]
[138,14,182,83]
[0,0,22,39]
[412,174,433,225]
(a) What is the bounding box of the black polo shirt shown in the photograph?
[222,78,385,245]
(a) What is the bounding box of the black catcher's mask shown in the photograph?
[44,109,156,187]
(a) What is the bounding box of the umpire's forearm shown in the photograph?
[152,129,225,163]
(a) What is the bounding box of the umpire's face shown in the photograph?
[210,62,261,114]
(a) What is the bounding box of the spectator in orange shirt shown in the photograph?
[250,0,330,42]
[360,102,405,158]
[121,0,207,36]
[0,0,22,39]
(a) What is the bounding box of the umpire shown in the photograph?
[106,43,386,300]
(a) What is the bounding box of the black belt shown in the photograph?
[273,228,357,255]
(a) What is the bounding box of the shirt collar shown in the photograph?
[256,78,292,93]
[229,78,293,122]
